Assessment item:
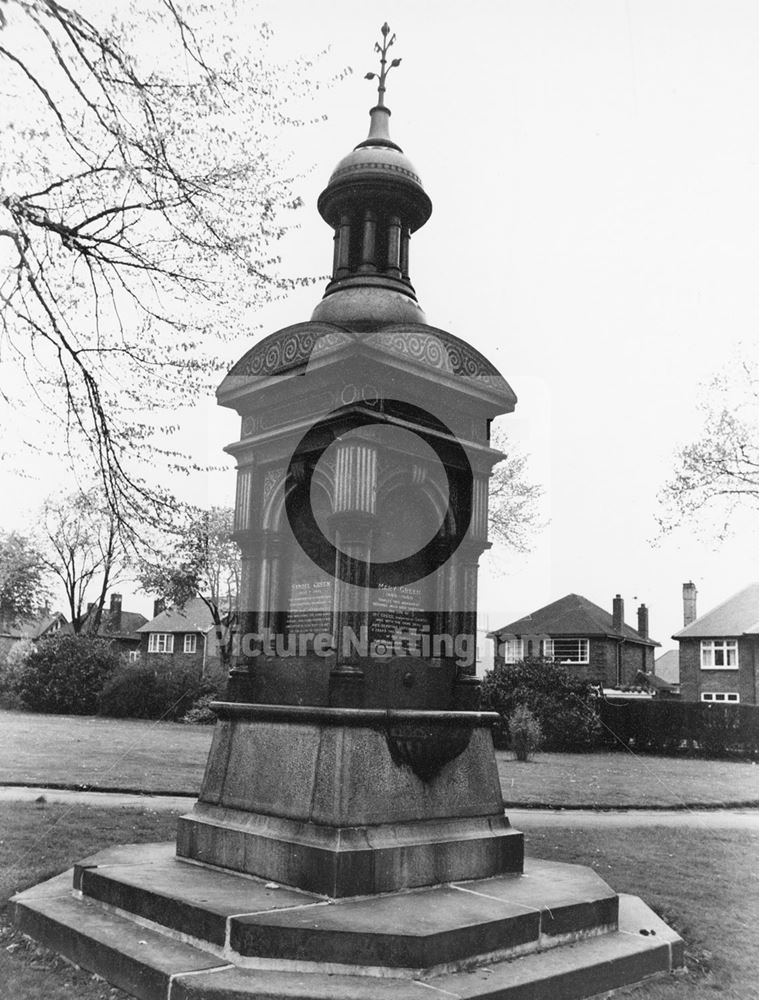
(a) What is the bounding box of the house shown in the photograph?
[489,593,660,689]
[80,593,147,657]
[0,610,69,666]
[674,580,759,704]
[136,596,225,683]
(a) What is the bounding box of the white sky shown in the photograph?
[6,0,759,649]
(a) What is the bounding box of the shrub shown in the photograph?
[508,704,544,761]
[14,634,119,714]
[481,657,602,751]
[0,639,33,708]
[181,690,219,725]
[98,662,204,720]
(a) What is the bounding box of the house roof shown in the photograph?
[654,649,680,684]
[490,593,659,647]
[137,596,215,634]
[673,582,759,639]
[79,604,147,640]
[0,611,68,640]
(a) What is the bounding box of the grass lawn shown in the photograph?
[1,802,757,999]
[496,749,759,808]
[0,710,212,794]
[3,709,759,808]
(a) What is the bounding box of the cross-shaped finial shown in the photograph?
[364,23,401,108]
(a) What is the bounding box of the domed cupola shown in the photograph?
[311,24,432,327]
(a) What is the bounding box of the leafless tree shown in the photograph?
[138,505,239,670]
[658,352,759,541]
[41,488,125,632]
[0,1,339,535]
[488,423,545,554]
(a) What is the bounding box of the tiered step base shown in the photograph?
[12,842,683,1000]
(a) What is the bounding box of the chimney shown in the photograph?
[110,593,122,632]
[683,581,697,627]
[153,598,166,619]
[612,594,624,633]
[637,603,649,640]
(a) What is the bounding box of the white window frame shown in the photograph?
[700,640,739,669]
[148,633,174,653]
[545,638,589,664]
[499,638,523,664]
[128,650,140,662]
[184,634,197,654]
[701,692,740,703]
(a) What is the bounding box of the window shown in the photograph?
[701,640,738,669]
[545,638,589,664]
[148,633,174,653]
[128,650,140,662]
[184,634,197,654]
[499,638,523,664]
[701,692,740,703]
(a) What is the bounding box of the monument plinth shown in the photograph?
[13,24,683,1000]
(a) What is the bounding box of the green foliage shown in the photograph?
[600,699,759,757]
[0,531,50,622]
[14,634,119,715]
[98,663,206,721]
[507,704,544,761]
[481,656,602,751]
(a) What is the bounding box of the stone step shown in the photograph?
[14,873,681,1000]
[12,881,231,1000]
[71,844,618,970]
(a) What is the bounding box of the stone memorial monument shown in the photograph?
[14,25,683,1000]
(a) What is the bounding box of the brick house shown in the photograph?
[80,593,147,657]
[674,581,759,705]
[136,596,225,684]
[489,593,659,689]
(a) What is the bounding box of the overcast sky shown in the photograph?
[6,0,759,649]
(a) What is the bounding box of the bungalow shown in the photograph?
[489,593,660,689]
[674,580,759,705]
[137,596,226,684]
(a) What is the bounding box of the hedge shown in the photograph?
[599,698,759,756]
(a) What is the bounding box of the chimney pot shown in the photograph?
[612,594,624,633]
[682,581,698,627]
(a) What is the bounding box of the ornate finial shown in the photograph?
[364,22,401,108]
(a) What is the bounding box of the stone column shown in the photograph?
[387,214,402,277]
[400,225,411,280]
[358,208,378,273]
[335,212,351,279]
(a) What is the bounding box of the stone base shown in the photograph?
[12,843,684,1000]
[177,703,523,896]
[177,803,523,897]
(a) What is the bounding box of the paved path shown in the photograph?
[3,785,759,828]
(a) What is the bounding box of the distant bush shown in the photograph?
[98,663,204,720]
[508,704,544,761]
[14,634,119,714]
[481,657,601,751]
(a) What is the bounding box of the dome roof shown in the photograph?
[317,107,432,233]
